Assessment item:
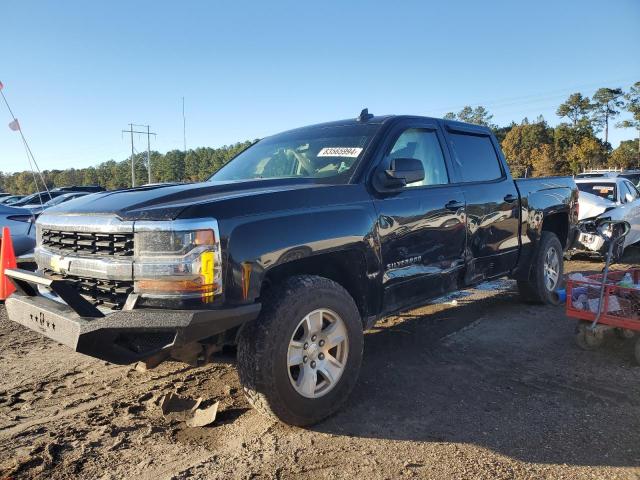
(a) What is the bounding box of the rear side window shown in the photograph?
[447,133,503,182]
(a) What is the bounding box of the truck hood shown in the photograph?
[578,191,616,220]
[44,179,326,221]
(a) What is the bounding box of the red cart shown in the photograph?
[565,219,640,363]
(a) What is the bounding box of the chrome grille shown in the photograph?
[41,229,134,257]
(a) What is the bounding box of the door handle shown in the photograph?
[445,200,464,211]
[504,194,517,203]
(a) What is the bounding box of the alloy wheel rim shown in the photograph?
[287,308,349,399]
[544,246,559,291]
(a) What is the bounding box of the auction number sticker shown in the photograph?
[318,147,363,158]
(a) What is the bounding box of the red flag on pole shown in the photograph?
[8,119,20,131]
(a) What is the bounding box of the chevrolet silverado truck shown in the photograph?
[5,111,578,426]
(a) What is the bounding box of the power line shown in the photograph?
[431,76,638,115]
[1,85,50,203]
[19,134,45,208]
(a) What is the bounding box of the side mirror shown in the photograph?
[377,157,425,189]
[626,193,634,203]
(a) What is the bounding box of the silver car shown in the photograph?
[0,204,36,256]
[572,177,640,259]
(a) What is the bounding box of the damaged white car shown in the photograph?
[570,177,640,259]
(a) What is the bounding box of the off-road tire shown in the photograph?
[237,275,363,426]
[518,231,564,305]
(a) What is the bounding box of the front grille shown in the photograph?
[44,269,133,309]
[41,229,134,257]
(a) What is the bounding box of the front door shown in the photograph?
[373,122,467,314]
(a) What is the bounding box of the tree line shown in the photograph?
[1,81,638,194]
[0,141,254,194]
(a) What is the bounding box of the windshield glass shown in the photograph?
[577,182,617,201]
[43,194,81,206]
[13,191,62,205]
[209,124,379,184]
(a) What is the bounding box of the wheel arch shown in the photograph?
[541,211,569,248]
[260,249,375,324]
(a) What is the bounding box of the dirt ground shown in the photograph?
[1,251,640,480]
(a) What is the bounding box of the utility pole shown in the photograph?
[122,124,156,187]
[124,123,135,188]
[146,125,152,184]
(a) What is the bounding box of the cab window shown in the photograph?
[447,133,503,182]
[388,128,448,187]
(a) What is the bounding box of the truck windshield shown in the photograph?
[577,182,617,201]
[209,124,379,184]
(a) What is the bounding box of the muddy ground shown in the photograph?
[1,252,639,479]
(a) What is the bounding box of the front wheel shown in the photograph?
[518,231,564,305]
[237,275,363,426]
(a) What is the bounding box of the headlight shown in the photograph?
[133,219,222,302]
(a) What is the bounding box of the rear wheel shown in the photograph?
[237,275,363,426]
[575,321,605,350]
[518,231,563,305]
[615,328,636,340]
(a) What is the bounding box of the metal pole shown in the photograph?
[129,123,135,188]
[124,125,156,187]
[147,125,152,184]
[182,96,186,152]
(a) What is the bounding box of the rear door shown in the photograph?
[372,120,467,313]
[442,123,520,284]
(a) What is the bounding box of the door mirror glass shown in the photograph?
[380,157,425,188]
[626,193,634,203]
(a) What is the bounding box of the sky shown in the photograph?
[1,0,639,172]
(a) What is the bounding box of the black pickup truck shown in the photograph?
[5,111,578,426]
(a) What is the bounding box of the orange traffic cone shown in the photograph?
[0,226,17,300]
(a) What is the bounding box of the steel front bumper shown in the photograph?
[4,268,261,364]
